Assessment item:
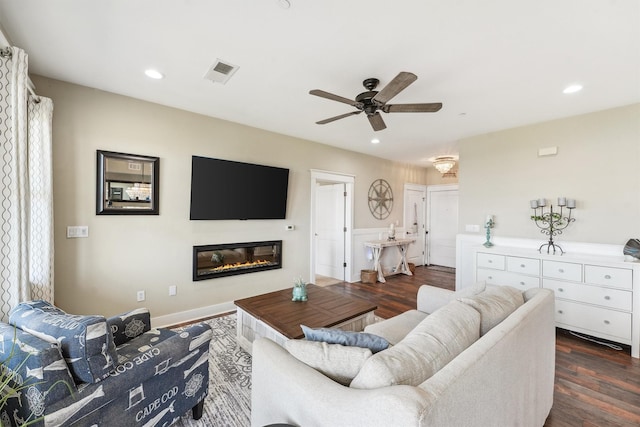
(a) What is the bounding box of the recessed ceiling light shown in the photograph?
[371,138,380,144]
[563,84,583,94]
[277,0,291,9]
[144,69,164,80]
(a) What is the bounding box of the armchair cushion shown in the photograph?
[9,300,118,384]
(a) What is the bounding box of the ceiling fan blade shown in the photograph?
[309,89,363,108]
[368,113,387,131]
[372,72,418,105]
[316,110,362,125]
[383,103,443,113]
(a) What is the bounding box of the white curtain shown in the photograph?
[0,46,54,320]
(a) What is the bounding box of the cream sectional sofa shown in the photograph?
[251,284,556,427]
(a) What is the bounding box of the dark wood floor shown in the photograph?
[327,266,640,427]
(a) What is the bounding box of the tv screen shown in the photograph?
[190,156,289,220]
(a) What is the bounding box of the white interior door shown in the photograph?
[403,184,426,266]
[315,183,345,279]
[427,185,459,268]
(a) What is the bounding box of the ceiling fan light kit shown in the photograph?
[310,71,443,132]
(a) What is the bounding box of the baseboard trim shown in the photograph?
[151,301,236,328]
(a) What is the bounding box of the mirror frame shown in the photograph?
[96,150,160,215]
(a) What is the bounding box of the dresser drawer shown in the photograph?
[554,300,631,342]
[544,279,632,311]
[584,265,633,290]
[543,260,582,282]
[477,253,505,270]
[477,269,540,290]
[507,256,540,276]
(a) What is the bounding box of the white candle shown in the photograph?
[557,197,566,207]
[567,199,576,208]
[537,198,546,207]
[530,200,539,208]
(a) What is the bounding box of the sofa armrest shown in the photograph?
[416,285,456,313]
[251,338,433,427]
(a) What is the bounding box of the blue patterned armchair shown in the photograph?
[0,300,212,427]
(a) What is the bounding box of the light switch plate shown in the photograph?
[67,226,89,238]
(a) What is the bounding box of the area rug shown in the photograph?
[173,313,252,427]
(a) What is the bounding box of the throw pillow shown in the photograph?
[9,300,118,384]
[350,301,480,389]
[107,308,151,347]
[300,325,389,353]
[458,285,525,335]
[284,339,372,385]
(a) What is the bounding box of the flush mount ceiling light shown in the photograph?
[563,84,583,94]
[432,156,456,174]
[144,69,164,80]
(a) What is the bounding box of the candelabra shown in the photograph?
[530,197,576,254]
[483,215,494,248]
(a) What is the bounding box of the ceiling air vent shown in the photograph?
[204,59,239,84]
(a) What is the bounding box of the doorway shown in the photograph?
[310,170,354,285]
[403,184,426,266]
[426,184,459,268]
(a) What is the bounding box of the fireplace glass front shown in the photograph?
[193,240,282,281]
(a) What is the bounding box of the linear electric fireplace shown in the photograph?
[192,240,282,281]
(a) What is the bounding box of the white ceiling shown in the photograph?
[1,0,639,166]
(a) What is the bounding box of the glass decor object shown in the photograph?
[292,277,308,302]
[483,215,494,248]
[530,197,576,254]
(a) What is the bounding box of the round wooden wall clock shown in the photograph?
[368,179,393,220]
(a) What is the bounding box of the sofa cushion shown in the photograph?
[300,325,389,353]
[107,308,151,347]
[363,310,428,345]
[458,285,524,335]
[9,300,118,384]
[350,300,480,389]
[284,339,372,386]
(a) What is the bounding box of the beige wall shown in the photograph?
[459,103,640,244]
[33,76,428,317]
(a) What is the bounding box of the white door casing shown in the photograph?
[403,184,426,266]
[427,184,459,268]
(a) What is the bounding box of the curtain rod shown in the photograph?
[0,46,41,102]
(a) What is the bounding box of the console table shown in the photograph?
[364,238,415,283]
[473,245,640,358]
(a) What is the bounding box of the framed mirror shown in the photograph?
[96,150,159,215]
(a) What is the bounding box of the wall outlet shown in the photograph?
[169,285,177,296]
[136,290,145,302]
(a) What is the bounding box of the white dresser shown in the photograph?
[473,246,640,358]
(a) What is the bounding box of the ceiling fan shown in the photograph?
[309,71,442,132]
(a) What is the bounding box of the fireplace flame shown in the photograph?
[210,259,271,272]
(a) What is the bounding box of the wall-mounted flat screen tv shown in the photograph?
[190,156,289,220]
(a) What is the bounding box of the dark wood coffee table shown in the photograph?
[234,284,377,352]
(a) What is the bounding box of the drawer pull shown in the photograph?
[520,264,525,268]
[558,268,565,273]
[604,296,611,300]
[604,320,610,325]
[488,260,493,263]
[558,310,563,314]
[488,276,493,280]
[519,281,525,286]
[604,274,611,279]
[557,288,564,292]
